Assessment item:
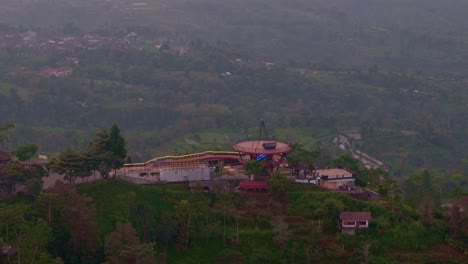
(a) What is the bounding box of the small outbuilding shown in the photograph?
[315,169,355,190]
[238,181,268,192]
[340,211,371,235]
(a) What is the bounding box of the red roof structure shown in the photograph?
[239,181,268,191]
[340,212,372,221]
[340,211,371,234]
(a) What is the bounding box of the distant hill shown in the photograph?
[0,33,465,177]
[1,0,468,71]
[0,1,466,178]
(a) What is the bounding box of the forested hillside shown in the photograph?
[0,26,466,177]
[1,176,467,263]
[0,1,467,175]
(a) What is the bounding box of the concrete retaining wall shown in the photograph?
[124,168,214,183]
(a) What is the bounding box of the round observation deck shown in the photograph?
[233,140,291,155]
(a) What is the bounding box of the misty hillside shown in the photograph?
[2,0,468,71]
[0,2,467,263]
[0,0,466,173]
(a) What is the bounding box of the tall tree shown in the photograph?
[403,170,440,224]
[105,222,141,264]
[121,242,156,264]
[47,182,98,260]
[109,123,127,177]
[214,192,240,246]
[37,191,60,225]
[333,154,360,173]
[286,144,321,173]
[0,123,14,143]
[319,198,345,233]
[87,129,113,179]
[361,168,389,189]
[48,148,91,184]
[14,144,38,161]
[271,215,291,253]
[0,161,44,196]
[0,203,59,263]
[286,143,303,170]
[267,172,289,198]
[173,195,212,249]
[87,125,127,179]
[117,191,136,223]
[244,160,261,177]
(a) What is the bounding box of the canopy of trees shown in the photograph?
[49,124,127,182]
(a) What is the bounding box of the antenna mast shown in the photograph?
[257,118,272,141]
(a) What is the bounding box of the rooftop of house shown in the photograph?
[315,169,353,179]
[340,211,372,221]
[324,177,356,183]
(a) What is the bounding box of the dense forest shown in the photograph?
[0,128,467,263]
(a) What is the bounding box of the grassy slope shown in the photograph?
[77,180,280,263]
[77,180,468,263]
[77,181,184,237]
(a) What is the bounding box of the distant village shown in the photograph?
[0,29,191,78]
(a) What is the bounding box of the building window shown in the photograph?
[343,221,355,226]
[358,221,367,226]
[139,172,148,176]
